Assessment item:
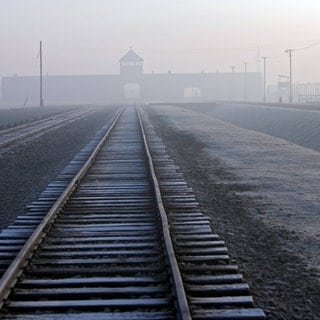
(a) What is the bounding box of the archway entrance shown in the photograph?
[123,83,140,100]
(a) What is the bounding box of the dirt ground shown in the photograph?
[145,106,320,320]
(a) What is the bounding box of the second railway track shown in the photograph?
[0,106,265,319]
[0,107,97,152]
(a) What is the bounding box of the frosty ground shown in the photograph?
[144,103,320,320]
[0,103,319,319]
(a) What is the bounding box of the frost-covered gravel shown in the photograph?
[145,104,320,320]
[1,103,319,319]
[0,106,117,229]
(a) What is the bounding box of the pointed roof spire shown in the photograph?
[119,48,143,62]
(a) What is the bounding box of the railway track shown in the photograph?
[0,107,97,152]
[0,106,265,319]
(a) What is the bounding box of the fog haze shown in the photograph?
[1,0,320,83]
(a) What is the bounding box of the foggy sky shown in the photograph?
[0,0,320,84]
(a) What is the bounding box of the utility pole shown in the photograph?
[244,62,248,100]
[229,66,235,100]
[261,56,267,102]
[39,41,44,108]
[285,49,294,103]
[256,46,260,72]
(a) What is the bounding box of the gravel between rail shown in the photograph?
[144,106,320,320]
[0,106,117,229]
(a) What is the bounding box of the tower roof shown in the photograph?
[120,48,143,62]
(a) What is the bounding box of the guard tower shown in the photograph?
[119,48,143,82]
[119,48,143,100]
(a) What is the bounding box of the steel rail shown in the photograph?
[0,107,96,149]
[0,106,266,319]
[137,107,192,320]
[0,107,124,307]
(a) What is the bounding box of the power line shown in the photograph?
[294,41,320,51]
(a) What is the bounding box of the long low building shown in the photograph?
[1,49,262,105]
